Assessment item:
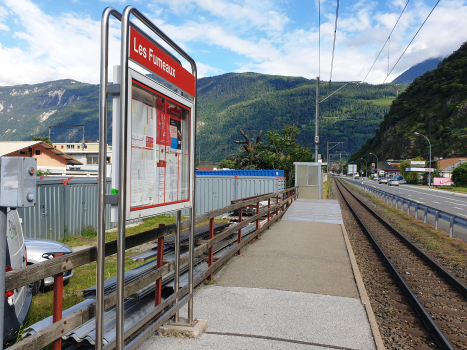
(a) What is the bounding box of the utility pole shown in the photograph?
[315,77,319,162]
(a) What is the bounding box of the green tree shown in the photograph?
[452,163,467,187]
[31,136,53,146]
[222,124,314,186]
[400,157,425,184]
[218,159,237,169]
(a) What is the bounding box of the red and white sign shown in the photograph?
[130,27,196,96]
[434,177,452,186]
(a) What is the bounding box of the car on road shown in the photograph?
[378,178,388,184]
[4,209,31,342]
[25,238,74,295]
[388,179,400,186]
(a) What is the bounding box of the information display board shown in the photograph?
[112,25,196,220]
[124,69,193,219]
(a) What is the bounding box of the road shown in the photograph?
[344,177,467,219]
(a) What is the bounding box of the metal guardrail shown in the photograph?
[345,179,467,237]
[5,186,298,350]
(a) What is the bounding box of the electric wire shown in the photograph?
[319,0,321,79]
[360,0,410,84]
[380,0,441,84]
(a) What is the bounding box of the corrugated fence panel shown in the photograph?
[17,175,282,240]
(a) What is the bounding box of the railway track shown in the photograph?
[336,179,467,350]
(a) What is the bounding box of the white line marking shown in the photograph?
[457,213,467,218]
[433,201,440,204]
[454,207,465,211]
[445,201,467,206]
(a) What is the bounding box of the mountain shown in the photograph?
[0,74,405,161]
[392,57,443,85]
[0,80,112,143]
[196,74,403,161]
[350,42,467,163]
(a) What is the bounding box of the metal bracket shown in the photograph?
[105,194,119,205]
[108,83,120,96]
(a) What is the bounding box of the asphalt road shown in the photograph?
[343,177,467,219]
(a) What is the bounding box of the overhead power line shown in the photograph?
[360,0,410,84]
[381,0,442,84]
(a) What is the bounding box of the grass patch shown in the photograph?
[20,214,230,341]
[436,185,467,194]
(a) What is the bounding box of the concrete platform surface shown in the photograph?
[283,199,343,224]
[139,286,375,350]
[215,220,359,298]
[137,199,376,350]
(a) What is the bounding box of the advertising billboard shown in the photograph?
[347,164,357,175]
[434,178,452,186]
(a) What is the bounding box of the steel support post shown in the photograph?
[97,8,121,350]
[0,207,6,349]
[208,218,214,281]
[155,234,164,306]
[407,202,410,215]
[256,201,260,231]
[424,207,428,223]
[52,253,64,350]
[174,210,181,323]
[435,211,440,230]
[450,217,454,238]
[188,207,195,324]
[267,198,271,229]
[276,196,279,216]
[238,207,243,255]
[315,77,319,161]
[415,204,418,219]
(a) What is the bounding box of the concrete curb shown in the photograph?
[340,224,386,350]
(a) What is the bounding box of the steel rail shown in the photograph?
[335,180,455,350]
[341,180,467,297]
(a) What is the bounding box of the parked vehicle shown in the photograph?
[4,209,32,342]
[378,178,388,184]
[388,179,400,186]
[25,239,73,295]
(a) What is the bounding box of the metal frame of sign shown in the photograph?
[98,6,197,350]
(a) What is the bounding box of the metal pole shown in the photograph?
[97,7,112,350]
[315,77,319,162]
[116,7,132,350]
[0,207,7,349]
[429,140,432,188]
[174,210,181,323]
[327,141,329,175]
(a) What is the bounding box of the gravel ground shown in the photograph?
[334,180,438,349]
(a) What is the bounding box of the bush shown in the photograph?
[452,163,467,187]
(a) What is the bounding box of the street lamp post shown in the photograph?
[360,158,367,177]
[414,132,432,188]
[369,152,379,179]
[327,141,344,175]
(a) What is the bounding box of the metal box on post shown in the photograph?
[0,157,37,208]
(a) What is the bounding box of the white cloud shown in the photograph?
[1,0,467,87]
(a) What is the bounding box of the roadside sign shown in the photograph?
[434,177,452,186]
[411,161,426,165]
[406,168,434,172]
[347,164,357,175]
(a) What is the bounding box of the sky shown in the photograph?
[0,0,466,86]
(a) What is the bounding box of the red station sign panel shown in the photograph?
[129,27,195,96]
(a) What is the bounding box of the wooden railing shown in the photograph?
[7,186,298,350]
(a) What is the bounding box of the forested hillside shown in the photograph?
[196,73,403,161]
[392,57,442,85]
[351,42,467,163]
[0,73,404,161]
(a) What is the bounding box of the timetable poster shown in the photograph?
[130,81,190,212]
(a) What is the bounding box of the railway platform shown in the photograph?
[138,199,380,350]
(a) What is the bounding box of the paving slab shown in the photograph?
[215,219,358,298]
[140,286,375,350]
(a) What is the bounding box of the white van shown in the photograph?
[4,209,32,341]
